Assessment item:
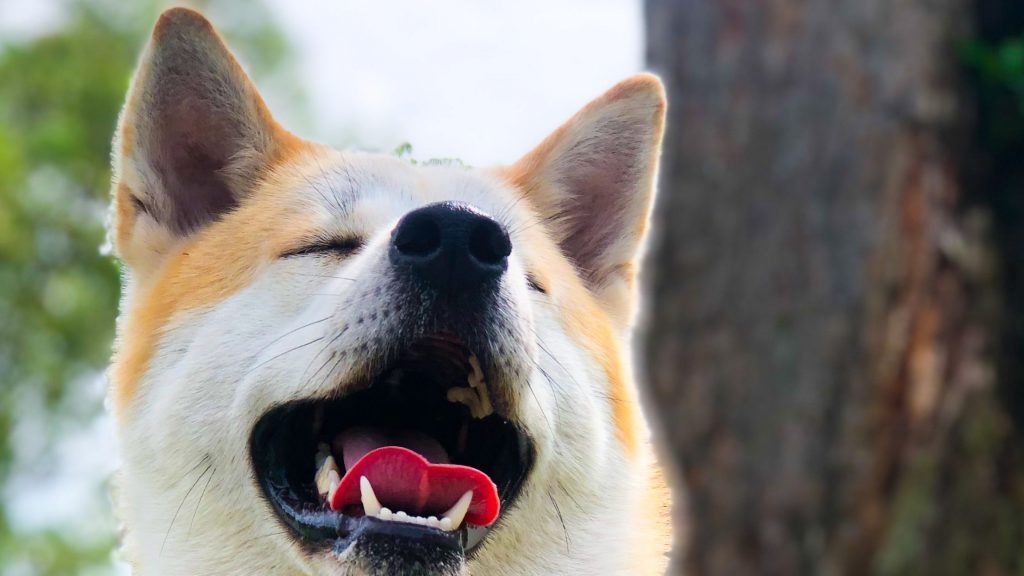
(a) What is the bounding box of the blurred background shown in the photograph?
[0,0,1022,574]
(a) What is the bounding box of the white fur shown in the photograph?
[110,10,669,575]
[114,157,663,575]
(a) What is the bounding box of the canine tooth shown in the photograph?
[439,517,453,531]
[315,455,340,497]
[327,471,341,502]
[379,507,392,520]
[360,476,382,517]
[442,490,473,530]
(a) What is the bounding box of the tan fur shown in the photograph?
[111,147,324,417]
[112,7,305,274]
[109,8,671,575]
[500,74,666,329]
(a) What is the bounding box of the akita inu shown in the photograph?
[107,8,671,575]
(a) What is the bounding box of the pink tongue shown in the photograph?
[335,427,450,469]
[329,429,500,527]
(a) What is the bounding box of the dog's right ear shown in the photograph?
[111,8,295,277]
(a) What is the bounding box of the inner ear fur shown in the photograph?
[507,74,666,326]
[111,7,297,274]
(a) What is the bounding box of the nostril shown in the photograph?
[468,219,512,266]
[393,212,442,257]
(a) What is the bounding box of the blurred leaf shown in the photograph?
[0,1,302,572]
[961,36,1024,149]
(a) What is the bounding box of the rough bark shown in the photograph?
[642,1,1024,574]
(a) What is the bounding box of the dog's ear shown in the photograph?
[111,7,295,276]
[507,74,666,326]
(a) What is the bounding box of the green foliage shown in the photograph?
[961,36,1024,150]
[962,38,1024,100]
[0,2,300,573]
[391,142,468,168]
[393,141,416,160]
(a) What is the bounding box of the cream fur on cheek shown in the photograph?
[108,7,671,576]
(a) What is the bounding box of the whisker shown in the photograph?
[282,271,358,282]
[524,371,555,435]
[549,492,572,554]
[188,465,217,537]
[247,336,326,375]
[253,316,330,359]
[172,454,212,489]
[302,328,349,383]
[161,461,212,556]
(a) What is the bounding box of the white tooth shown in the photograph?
[360,476,382,517]
[439,517,453,531]
[448,387,490,420]
[448,387,474,408]
[427,516,440,529]
[453,354,493,419]
[379,507,393,521]
[467,356,493,417]
[442,490,473,530]
[315,455,340,497]
[327,470,341,502]
[475,385,493,418]
[468,355,484,386]
[396,511,408,520]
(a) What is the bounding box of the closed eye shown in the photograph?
[526,273,547,294]
[280,236,364,258]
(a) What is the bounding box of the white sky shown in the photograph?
[0,0,644,164]
[1,0,643,571]
[265,0,644,164]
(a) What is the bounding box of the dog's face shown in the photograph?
[108,9,668,576]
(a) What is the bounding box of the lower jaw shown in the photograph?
[273,506,490,556]
[339,521,468,576]
[295,516,478,576]
[261,477,496,562]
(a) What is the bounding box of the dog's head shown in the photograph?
[108,8,667,575]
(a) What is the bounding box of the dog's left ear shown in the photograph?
[111,8,296,278]
[507,74,666,326]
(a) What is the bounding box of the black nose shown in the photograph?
[390,202,511,292]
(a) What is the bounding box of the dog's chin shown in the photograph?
[329,520,467,576]
[250,335,534,574]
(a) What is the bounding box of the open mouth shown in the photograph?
[250,336,534,559]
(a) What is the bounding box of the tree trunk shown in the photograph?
[642,1,1024,574]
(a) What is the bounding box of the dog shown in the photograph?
[107,7,671,575]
